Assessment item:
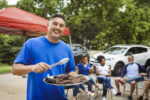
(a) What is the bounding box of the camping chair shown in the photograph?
[122,76,144,97]
[65,86,74,97]
[123,82,139,96]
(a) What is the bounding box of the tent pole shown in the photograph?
[23,31,26,43]
[69,36,72,49]
[22,31,27,78]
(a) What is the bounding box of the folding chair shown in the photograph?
[123,82,138,96]
[123,76,144,97]
[64,86,74,97]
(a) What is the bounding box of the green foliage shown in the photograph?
[89,0,150,49]
[16,0,60,19]
[0,63,11,74]
[0,0,150,53]
[0,0,8,9]
[63,0,125,49]
[0,34,23,64]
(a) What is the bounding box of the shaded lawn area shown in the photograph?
[0,63,11,74]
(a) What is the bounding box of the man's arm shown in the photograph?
[12,63,33,76]
[12,63,50,76]
[137,63,146,72]
[120,65,127,78]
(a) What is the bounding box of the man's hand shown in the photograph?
[120,78,125,82]
[145,78,150,81]
[107,74,111,77]
[31,62,50,73]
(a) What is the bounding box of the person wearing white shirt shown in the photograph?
[96,55,117,100]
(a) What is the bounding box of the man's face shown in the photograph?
[100,58,105,66]
[128,56,134,63]
[48,17,65,40]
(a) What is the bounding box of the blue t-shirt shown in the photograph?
[77,63,91,75]
[14,36,75,100]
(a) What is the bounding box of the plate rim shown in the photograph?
[43,75,91,86]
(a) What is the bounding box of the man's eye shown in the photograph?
[60,24,64,28]
[53,22,57,25]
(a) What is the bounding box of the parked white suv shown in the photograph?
[90,45,150,76]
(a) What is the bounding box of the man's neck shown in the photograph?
[46,35,59,43]
[129,62,134,64]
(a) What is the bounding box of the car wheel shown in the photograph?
[145,60,150,68]
[113,62,124,76]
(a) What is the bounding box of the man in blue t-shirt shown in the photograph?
[12,14,76,100]
[115,55,146,100]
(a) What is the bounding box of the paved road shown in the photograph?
[0,73,145,100]
[0,73,26,100]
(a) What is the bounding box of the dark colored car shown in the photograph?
[68,44,89,65]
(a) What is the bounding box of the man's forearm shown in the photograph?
[12,63,33,76]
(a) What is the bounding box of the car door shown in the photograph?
[133,47,148,65]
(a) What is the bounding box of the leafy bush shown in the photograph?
[0,34,24,64]
[0,63,11,73]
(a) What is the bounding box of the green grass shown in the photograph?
[0,63,12,74]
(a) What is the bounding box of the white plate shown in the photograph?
[43,75,91,86]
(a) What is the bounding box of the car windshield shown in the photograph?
[104,47,127,54]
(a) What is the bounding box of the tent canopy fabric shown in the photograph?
[0,7,70,36]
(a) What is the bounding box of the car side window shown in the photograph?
[136,47,147,53]
[126,47,147,55]
[126,47,137,55]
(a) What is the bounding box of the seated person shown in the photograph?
[76,56,101,92]
[73,56,101,99]
[137,66,150,100]
[115,55,146,100]
[96,55,117,100]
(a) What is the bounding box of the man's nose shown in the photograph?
[56,25,60,29]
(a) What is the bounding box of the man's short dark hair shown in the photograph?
[51,14,65,22]
[97,55,105,63]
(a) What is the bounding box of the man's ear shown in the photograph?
[47,23,49,30]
